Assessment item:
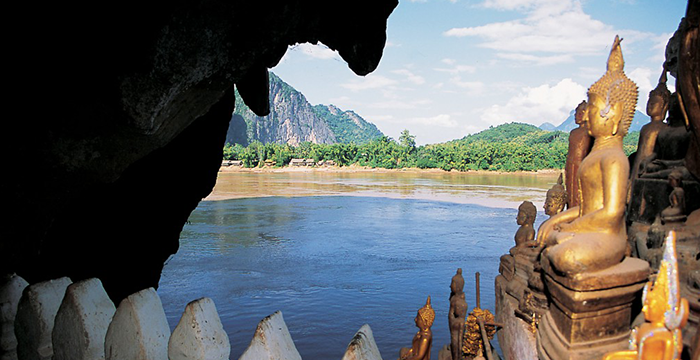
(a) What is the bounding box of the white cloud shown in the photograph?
[434,62,477,74]
[480,78,587,126]
[341,75,398,92]
[408,114,460,128]
[496,52,574,66]
[443,0,648,60]
[392,69,426,85]
[450,77,485,94]
[288,42,341,60]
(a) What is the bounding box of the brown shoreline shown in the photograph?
[218,164,563,176]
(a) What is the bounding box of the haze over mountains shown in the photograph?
[539,108,647,133]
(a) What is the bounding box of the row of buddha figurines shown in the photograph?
[0,273,386,360]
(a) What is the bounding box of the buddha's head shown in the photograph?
[415,296,435,329]
[544,174,567,216]
[517,201,537,226]
[574,100,588,126]
[586,36,638,139]
[668,169,683,188]
[647,68,671,121]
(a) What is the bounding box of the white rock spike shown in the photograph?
[104,287,170,360]
[168,297,230,360]
[342,324,384,360]
[238,311,301,360]
[14,276,72,360]
[1,274,29,360]
[51,278,116,360]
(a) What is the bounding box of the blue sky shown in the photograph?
[272,0,688,145]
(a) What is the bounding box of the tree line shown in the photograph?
[223,123,640,172]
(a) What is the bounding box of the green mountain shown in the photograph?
[312,104,383,144]
[226,72,383,146]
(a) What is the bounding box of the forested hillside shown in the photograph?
[312,104,383,144]
[223,122,640,172]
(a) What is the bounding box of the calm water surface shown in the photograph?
[157,170,556,359]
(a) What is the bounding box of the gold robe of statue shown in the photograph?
[537,36,638,276]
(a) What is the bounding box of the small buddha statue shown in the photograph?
[537,36,637,275]
[661,169,687,224]
[640,92,692,179]
[512,201,537,252]
[449,269,467,360]
[629,67,671,191]
[565,100,593,208]
[602,231,689,360]
[399,296,435,360]
[543,173,567,218]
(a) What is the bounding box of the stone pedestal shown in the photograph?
[506,248,539,302]
[536,257,649,360]
[238,311,300,360]
[499,254,514,282]
[169,298,229,360]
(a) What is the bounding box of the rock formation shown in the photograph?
[169,297,229,360]
[4,0,398,303]
[14,277,72,360]
[341,324,384,360]
[0,274,29,360]
[238,311,301,360]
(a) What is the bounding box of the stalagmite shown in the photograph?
[14,276,72,360]
[51,278,116,360]
[168,297,230,360]
[0,274,29,360]
[238,311,301,360]
[104,288,170,360]
[341,324,384,360]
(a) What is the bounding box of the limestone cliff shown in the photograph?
[227,73,337,146]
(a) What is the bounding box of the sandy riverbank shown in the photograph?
[218,164,563,176]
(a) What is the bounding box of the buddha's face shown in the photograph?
[575,105,587,125]
[646,94,667,120]
[415,312,425,329]
[642,287,666,324]
[586,92,621,138]
[516,209,527,225]
[543,197,560,216]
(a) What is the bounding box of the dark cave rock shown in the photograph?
[4,0,398,302]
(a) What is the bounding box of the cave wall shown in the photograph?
[4,0,398,301]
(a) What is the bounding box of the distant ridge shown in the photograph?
[226,72,383,146]
[540,109,647,132]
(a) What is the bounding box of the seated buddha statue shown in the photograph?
[565,101,592,208]
[640,92,692,180]
[602,231,689,360]
[512,201,537,252]
[661,169,687,224]
[399,296,435,360]
[629,68,671,189]
[537,36,637,276]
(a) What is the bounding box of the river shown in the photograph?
[157,168,559,359]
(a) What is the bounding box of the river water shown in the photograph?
[157,169,558,360]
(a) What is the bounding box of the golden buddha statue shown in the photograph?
[537,35,638,275]
[399,296,435,360]
[565,100,592,208]
[602,231,689,360]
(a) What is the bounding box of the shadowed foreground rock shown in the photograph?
[0,274,29,360]
[14,277,72,360]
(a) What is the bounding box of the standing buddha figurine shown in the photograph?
[602,231,689,360]
[565,100,593,208]
[449,269,468,360]
[399,296,435,360]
